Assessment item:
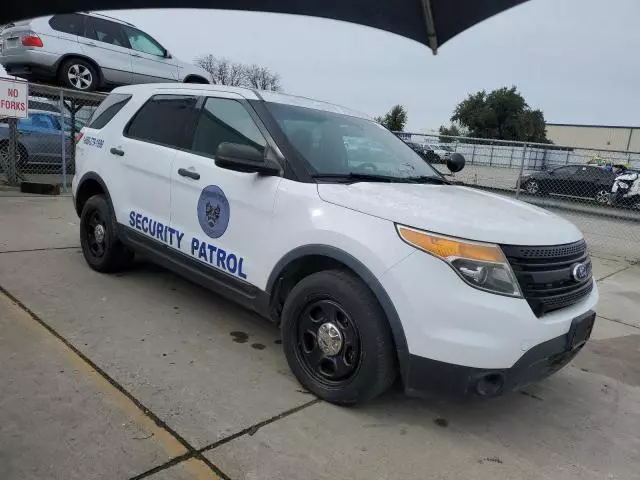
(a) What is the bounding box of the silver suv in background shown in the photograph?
[0,13,212,91]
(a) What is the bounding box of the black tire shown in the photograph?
[80,195,133,272]
[59,58,99,91]
[281,270,397,405]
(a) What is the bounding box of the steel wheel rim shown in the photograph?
[68,64,92,90]
[84,209,106,258]
[296,299,361,385]
[526,181,539,194]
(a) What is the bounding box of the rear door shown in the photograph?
[79,16,133,85]
[121,25,178,83]
[546,165,581,194]
[115,94,198,247]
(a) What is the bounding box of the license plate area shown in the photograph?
[566,311,595,351]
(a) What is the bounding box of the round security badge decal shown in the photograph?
[197,185,230,238]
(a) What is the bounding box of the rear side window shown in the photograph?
[84,17,130,48]
[49,14,85,35]
[125,95,198,149]
[88,93,132,129]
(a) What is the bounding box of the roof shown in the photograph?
[114,83,372,120]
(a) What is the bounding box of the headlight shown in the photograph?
[396,225,522,297]
[618,182,629,190]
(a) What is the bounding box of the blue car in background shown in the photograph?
[0,110,79,172]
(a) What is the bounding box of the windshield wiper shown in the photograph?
[311,173,451,185]
[311,173,400,183]
[403,175,450,185]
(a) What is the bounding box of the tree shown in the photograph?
[244,64,282,92]
[450,86,550,143]
[194,55,282,91]
[376,105,408,131]
[438,123,466,143]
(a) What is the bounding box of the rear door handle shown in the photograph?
[131,53,141,57]
[110,147,124,156]
[178,168,200,180]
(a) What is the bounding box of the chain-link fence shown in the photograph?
[0,82,105,191]
[398,132,640,260]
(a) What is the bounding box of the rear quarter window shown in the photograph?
[87,93,132,130]
[48,14,85,35]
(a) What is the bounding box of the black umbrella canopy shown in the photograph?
[1,0,529,54]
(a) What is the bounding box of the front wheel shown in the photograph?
[80,195,133,272]
[281,270,397,405]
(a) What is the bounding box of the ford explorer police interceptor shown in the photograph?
[72,84,597,405]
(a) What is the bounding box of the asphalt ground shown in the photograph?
[1,194,639,480]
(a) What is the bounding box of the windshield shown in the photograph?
[265,102,441,180]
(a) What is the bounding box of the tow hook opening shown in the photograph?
[476,373,505,396]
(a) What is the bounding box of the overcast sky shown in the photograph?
[4,0,640,130]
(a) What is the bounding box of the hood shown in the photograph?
[317,183,583,246]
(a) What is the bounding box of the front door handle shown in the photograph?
[178,168,200,180]
[110,147,124,156]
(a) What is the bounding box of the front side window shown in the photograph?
[191,98,266,157]
[265,102,440,180]
[84,17,130,48]
[122,26,165,56]
[126,95,197,149]
[49,14,85,35]
[554,165,580,176]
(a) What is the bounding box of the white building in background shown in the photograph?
[546,123,640,152]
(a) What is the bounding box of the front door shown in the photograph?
[547,165,581,195]
[114,94,198,247]
[122,25,178,83]
[170,94,282,287]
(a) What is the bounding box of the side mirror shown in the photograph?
[215,142,281,176]
[446,152,465,173]
[164,50,172,59]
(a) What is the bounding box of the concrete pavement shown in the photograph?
[1,194,639,480]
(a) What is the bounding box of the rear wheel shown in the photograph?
[281,270,397,405]
[594,188,610,205]
[59,58,99,91]
[80,195,133,272]
[524,179,541,195]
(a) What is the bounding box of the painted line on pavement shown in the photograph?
[0,285,226,480]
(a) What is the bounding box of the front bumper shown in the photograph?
[404,310,595,398]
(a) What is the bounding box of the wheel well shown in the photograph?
[56,55,102,84]
[184,75,210,84]
[75,178,105,216]
[268,255,361,323]
[0,139,28,159]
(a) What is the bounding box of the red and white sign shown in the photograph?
[0,77,29,119]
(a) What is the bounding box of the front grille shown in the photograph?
[501,240,593,317]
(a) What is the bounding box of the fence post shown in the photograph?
[565,149,570,166]
[6,118,19,187]
[59,90,67,193]
[489,143,494,166]
[515,143,528,199]
[471,143,476,165]
[509,145,515,167]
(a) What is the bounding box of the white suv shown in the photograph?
[0,13,212,91]
[72,84,598,404]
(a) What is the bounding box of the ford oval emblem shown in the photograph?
[571,262,590,282]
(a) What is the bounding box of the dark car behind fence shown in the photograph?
[0,82,105,191]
